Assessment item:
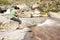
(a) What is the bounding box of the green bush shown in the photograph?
[0,0,9,5]
[40,11,48,15]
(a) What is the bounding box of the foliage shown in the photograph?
[40,11,48,15]
[0,0,9,5]
[38,0,60,14]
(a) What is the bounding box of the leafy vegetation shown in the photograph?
[0,0,10,5]
[10,0,60,15]
[0,0,60,13]
[37,0,60,15]
[40,11,48,15]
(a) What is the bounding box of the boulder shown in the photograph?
[0,15,19,32]
[48,12,60,22]
[28,19,60,40]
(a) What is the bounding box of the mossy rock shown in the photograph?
[40,11,48,15]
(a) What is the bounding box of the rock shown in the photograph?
[17,4,29,11]
[21,11,32,18]
[49,12,60,22]
[4,8,10,15]
[49,12,60,19]
[0,29,27,40]
[0,15,19,32]
[32,9,40,17]
[29,19,60,40]
[20,17,47,27]
[32,4,39,9]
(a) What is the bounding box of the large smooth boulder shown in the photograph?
[0,15,19,32]
[48,12,60,22]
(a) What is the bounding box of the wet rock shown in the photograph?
[20,17,47,27]
[29,19,60,40]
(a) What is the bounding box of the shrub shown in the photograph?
[0,0,9,5]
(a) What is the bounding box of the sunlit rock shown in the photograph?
[49,12,60,22]
[0,15,19,32]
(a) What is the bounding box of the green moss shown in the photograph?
[40,11,48,15]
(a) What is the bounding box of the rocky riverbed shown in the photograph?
[0,11,60,40]
[0,14,47,40]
